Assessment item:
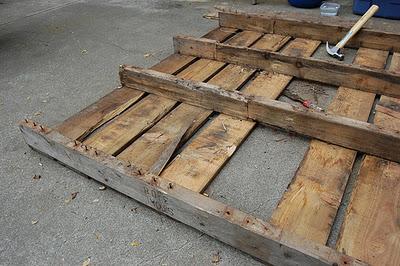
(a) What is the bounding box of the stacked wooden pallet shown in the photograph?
[20,10,400,265]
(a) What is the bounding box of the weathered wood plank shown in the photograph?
[173,35,400,98]
[55,87,144,141]
[269,48,388,244]
[218,10,400,51]
[85,58,226,155]
[336,53,400,265]
[120,65,400,163]
[160,38,320,192]
[19,120,366,266]
[54,27,230,142]
[83,94,176,155]
[118,64,255,174]
[117,31,262,175]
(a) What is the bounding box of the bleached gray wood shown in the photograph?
[19,120,365,266]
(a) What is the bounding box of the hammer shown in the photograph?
[326,5,379,60]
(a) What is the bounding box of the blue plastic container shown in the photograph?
[288,0,322,8]
[353,0,400,19]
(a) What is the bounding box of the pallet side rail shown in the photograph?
[19,120,366,266]
[173,35,400,98]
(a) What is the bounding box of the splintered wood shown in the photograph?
[20,10,400,266]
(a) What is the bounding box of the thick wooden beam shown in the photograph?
[19,120,365,266]
[218,10,400,52]
[120,65,400,163]
[173,35,400,98]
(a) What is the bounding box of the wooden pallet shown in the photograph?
[20,10,400,266]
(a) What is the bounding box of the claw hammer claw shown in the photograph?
[326,4,379,60]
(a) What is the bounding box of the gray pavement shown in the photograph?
[0,0,397,265]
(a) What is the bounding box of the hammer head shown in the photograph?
[326,42,344,61]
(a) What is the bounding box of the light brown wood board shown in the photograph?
[158,37,320,192]
[269,47,389,244]
[336,52,400,266]
[54,27,233,142]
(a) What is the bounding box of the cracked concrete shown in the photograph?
[1,0,398,265]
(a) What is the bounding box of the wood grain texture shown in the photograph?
[218,10,400,51]
[121,59,400,164]
[159,38,319,192]
[224,30,262,46]
[55,87,143,140]
[118,31,260,175]
[55,26,230,143]
[19,120,367,266]
[336,53,400,266]
[174,35,400,98]
[269,48,389,244]
[83,94,176,155]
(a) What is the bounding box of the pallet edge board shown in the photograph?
[173,35,400,99]
[19,119,366,266]
[217,9,400,52]
[120,65,400,163]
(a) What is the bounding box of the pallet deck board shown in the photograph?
[116,30,260,175]
[19,10,400,265]
[269,47,389,244]
[160,38,319,192]
[336,53,400,266]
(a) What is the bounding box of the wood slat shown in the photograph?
[82,29,233,154]
[19,120,367,266]
[269,48,388,244]
[117,31,263,174]
[54,27,231,142]
[173,35,400,98]
[85,59,225,155]
[158,38,319,192]
[218,10,400,51]
[336,53,400,266]
[55,87,143,140]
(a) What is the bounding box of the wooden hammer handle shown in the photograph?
[336,4,379,49]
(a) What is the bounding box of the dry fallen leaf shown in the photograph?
[32,174,41,180]
[130,240,141,247]
[82,257,91,266]
[65,192,78,203]
[212,252,221,264]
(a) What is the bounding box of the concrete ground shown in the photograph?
[0,0,397,265]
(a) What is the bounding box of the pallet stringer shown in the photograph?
[119,65,400,163]
[173,35,400,98]
[19,119,366,266]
